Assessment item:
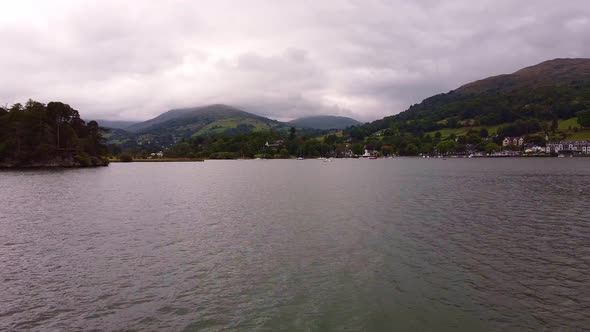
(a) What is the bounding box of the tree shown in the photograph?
[404,144,419,156]
[381,145,394,156]
[279,148,290,159]
[436,140,458,154]
[483,142,500,154]
[527,134,546,146]
[479,128,489,138]
[551,118,559,133]
[289,126,296,139]
[577,110,590,127]
[352,143,364,156]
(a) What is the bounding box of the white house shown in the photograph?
[502,136,525,147]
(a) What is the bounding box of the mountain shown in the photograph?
[105,104,293,148]
[124,104,289,137]
[95,119,139,130]
[288,115,361,130]
[356,58,590,136]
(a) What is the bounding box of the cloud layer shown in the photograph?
[1,0,589,121]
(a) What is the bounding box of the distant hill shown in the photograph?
[95,119,138,130]
[355,58,590,136]
[288,115,361,130]
[126,104,287,136]
[103,104,295,148]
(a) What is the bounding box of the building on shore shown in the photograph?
[546,141,590,154]
[502,136,525,147]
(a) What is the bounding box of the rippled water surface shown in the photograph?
[1,158,590,331]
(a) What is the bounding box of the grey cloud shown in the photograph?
[1,0,589,122]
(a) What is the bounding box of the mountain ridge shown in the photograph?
[456,58,590,94]
[351,58,590,138]
[287,115,361,130]
[125,104,276,133]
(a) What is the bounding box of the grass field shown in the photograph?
[193,118,271,136]
[556,117,590,140]
[424,117,590,140]
[558,117,579,130]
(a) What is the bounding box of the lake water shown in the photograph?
[1,158,589,331]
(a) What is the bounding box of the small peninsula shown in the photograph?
[0,100,109,168]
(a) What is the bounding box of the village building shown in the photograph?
[264,140,284,148]
[502,136,525,147]
[546,141,590,154]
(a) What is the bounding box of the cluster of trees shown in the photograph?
[160,128,353,159]
[0,100,109,166]
[346,116,563,156]
[361,129,502,156]
[121,127,367,159]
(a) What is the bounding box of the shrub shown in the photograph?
[279,149,291,159]
[74,153,91,167]
[119,153,133,162]
[209,152,236,159]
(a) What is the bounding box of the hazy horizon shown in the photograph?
[1,1,590,122]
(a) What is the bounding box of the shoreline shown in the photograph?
[110,158,204,163]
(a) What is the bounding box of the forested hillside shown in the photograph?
[351,59,590,136]
[343,58,590,155]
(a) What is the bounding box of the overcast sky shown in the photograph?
[1,0,589,122]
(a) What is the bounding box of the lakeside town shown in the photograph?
[137,137,590,161]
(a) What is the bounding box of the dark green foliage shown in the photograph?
[436,140,458,154]
[577,110,590,127]
[279,149,290,159]
[351,143,364,156]
[526,134,547,146]
[497,119,542,137]
[0,100,109,166]
[160,130,354,159]
[209,152,237,159]
[483,142,500,153]
[74,153,91,167]
[119,153,133,162]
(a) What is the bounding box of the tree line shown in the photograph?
[0,100,109,166]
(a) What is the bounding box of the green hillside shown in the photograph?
[102,104,291,148]
[344,58,590,155]
[127,104,286,135]
[194,118,274,136]
[352,58,590,136]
